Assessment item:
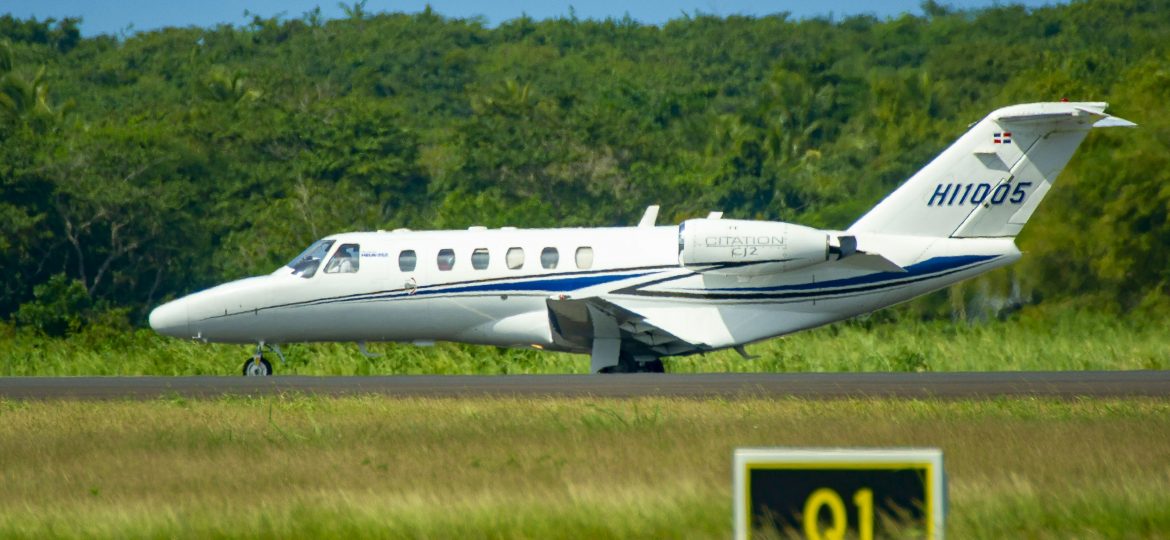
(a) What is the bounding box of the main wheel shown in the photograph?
[641,359,666,373]
[598,352,665,373]
[242,357,273,376]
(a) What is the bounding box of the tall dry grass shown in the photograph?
[0,396,1167,538]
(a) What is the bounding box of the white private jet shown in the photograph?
[150,102,1134,375]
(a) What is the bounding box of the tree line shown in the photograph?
[1,0,1168,335]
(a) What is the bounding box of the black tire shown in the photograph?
[642,359,666,373]
[598,352,665,374]
[242,357,273,376]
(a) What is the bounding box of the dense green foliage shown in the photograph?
[1,1,1168,334]
[2,309,1165,374]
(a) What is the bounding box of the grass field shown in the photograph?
[2,309,1166,376]
[1,396,1168,538]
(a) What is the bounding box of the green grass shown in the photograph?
[0,396,1168,538]
[1,308,1166,375]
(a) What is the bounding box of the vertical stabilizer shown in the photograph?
[848,102,1135,238]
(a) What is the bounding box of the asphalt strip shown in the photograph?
[1,371,1168,400]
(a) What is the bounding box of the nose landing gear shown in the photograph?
[242,342,284,376]
[242,355,273,376]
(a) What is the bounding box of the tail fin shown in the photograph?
[848,102,1135,238]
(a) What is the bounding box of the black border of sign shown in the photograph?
[732,448,945,540]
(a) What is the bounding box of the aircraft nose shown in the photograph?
[149,299,189,338]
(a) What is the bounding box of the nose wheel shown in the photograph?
[243,354,273,376]
[241,342,285,376]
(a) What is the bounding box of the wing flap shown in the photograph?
[546,296,707,357]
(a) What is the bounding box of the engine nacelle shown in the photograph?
[678,218,831,275]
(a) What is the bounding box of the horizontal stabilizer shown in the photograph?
[995,103,1136,128]
[1093,115,1137,128]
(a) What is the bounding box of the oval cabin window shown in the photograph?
[437,249,456,271]
[471,248,490,270]
[399,250,417,272]
[540,247,559,269]
[506,247,524,270]
[575,247,594,269]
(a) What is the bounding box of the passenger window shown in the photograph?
[540,247,559,269]
[506,247,524,270]
[575,247,594,269]
[437,249,455,271]
[323,243,360,274]
[399,250,417,272]
[471,248,490,270]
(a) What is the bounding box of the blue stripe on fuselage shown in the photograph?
[417,271,655,296]
[691,255,997,293]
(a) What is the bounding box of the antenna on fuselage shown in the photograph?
[638,205,660,227]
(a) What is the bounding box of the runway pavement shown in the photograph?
[1,371,1168,400]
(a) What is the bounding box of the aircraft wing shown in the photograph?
[546,296,707,357]
[545,246,909,356]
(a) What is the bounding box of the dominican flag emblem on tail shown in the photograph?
[994,132,1012,144]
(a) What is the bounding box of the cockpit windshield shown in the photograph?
[286,239,335,278]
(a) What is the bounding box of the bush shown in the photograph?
[13,274,90,336]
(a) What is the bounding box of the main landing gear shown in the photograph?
[242,342,285,376]
[598,351,666,373]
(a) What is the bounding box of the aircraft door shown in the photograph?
[377,247,434,340]
[397,249,421,295]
